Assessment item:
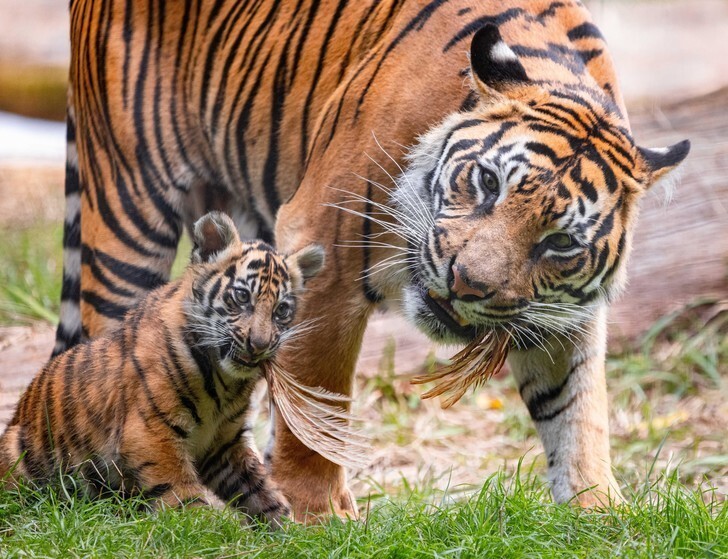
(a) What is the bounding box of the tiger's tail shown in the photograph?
[52,94,82,357]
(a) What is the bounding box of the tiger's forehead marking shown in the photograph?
[230,246,290,299]
[439,96,639,204]
[422,92,642,251]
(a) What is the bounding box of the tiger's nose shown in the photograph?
[450,264,490,301]
[246,336,271,358]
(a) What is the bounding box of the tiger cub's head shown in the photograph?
[394,24,690,347]
[186,212,324,377]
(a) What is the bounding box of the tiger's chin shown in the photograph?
[402,285,479,344]
[402,285,543,351]
[217,341,265,379]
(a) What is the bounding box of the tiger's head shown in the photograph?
[186,212,325,377]
[393,25,690,346]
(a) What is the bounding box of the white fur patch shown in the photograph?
[63,247,81,277]
[490,41,518,63]
[59,300,81,330]
[65,192,81,226]
[66,140,78,168]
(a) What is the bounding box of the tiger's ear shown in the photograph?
[638,139,691,191]
[192,212,240,264]
[288,244,325,286]
[470,23,530,96]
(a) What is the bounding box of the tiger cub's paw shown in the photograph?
[255,490,291,529]
[151,483,221,510]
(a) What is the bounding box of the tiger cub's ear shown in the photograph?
[287,244,325,287]
[192,212,240,264]
[469,23,530,96]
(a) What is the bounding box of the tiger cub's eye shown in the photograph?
[480,169,500,194]
[274,302,292,322]
[233,287,250,305]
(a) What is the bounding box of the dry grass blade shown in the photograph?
[262,360,371,470]
[411,331,510,409]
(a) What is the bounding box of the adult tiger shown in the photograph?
[57,0,689,520]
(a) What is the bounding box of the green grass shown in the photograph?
[0,223,63,325]
[0,225,192,325]
[0,472,724,558]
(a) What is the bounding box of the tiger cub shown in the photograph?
[0,212,324,526]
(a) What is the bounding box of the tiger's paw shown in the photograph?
[282,480,358,524]
[573,484,625,509]
[271,431,359,523]
[257,494,292,530]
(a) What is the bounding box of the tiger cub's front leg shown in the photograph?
[508,306,623,507]
[123,415,216,509]
[198,437,290,527]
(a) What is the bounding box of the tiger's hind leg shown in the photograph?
[198,438,290,528]
[0,426,24,487]
[73,160,186,340]
[65,0,211,342]
[508,305,623,507]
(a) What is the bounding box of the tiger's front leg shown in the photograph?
[508,305,623,507]
[267,296,368,523]
[123,415,216,509]
[270,202,372,522]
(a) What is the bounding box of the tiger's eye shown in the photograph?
[275,302,292,321]
[480,169,499,194]
[547,233,575,251]
[233,287,250,305]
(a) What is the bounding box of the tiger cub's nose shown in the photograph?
[246,336,271,358]
[450,264,489,302]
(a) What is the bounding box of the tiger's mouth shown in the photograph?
[420,286,478,339]
[219,341,262,369]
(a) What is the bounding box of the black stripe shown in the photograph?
[200,1,246,120]
[210,0,265,131]
[442,7,525,53]
[362,181,383,303]
[90,247,167,291]
[80,291,129,320]
[132,354,188,439]
[532,394,577,422]
[92,184,165,257]
[198,435,241,478]
[357,0,450,115]
[301,0,349,161]
[189,344,221,410]
[263,32,288,217]
[526,141,561,164]
[567,22,603,42]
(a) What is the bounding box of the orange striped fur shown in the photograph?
[3,213,324,526]
[56,1,689,517]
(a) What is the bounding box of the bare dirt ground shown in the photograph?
[0,0,726,498]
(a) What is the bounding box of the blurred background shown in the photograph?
[0,0,725,499]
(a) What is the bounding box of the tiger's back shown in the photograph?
[58,0,631,351]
